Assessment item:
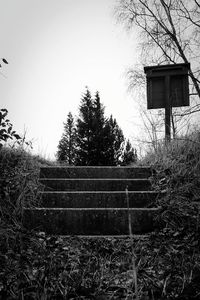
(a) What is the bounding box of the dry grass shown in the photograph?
[1,132,200,299]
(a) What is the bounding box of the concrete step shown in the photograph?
[58,235,149,239]
[23,166,162,235]
[40,191,161,208]
[40,166,152,179]
[40,178,151,191]
[23,207,160,235]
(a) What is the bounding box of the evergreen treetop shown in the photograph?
[57,88,137,166]
[57,112,77,165]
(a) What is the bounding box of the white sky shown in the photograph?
[0,0,142,159]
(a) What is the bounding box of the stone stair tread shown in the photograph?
[40,178,151,191]
[23,166,163,235]
[40,166,152,179]
[23,206,160,235]
[39,190,161,208]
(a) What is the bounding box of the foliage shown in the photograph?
[75,89,126,165]
[57,112,77,164]
[0,108,33,151]
[0,147,53,226]
[89,91,108,165]
[76,88,97,165]
[1,130,200,299]
[138,130,200,299]
[102,115,124,165]
[0,109,22,149]
[121,139,137,165]
[1,224,200,299]
[0,146,54,298]
[144,130,200,198]
[58,88,136,166]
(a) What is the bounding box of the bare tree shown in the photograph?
[115,0,200,150]
[115,0,200,109]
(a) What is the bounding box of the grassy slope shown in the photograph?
[0,137,200,299]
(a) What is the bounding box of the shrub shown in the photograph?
[0,109,22,148]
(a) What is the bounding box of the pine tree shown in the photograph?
[76,88,95,165]
[57,88,131,166]
[121,139,137,166]
[76,90,125,165]
[92,91,107,165]
[57,112,77,164]
[104,115,125,165]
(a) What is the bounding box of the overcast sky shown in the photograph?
[0,0,141,159]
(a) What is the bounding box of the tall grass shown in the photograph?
[140,131,200,235]
[143,130,200,171]
[0,147,53,251]
[1,131,200,299]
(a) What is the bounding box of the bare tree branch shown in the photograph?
[115,0,200,98]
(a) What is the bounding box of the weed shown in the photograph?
[1,131,200,299]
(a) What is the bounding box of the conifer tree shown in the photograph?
[104,115,125,165]
[57,112,77,164]
[57,88,136,166]
[121,139,137,165]
[92,91,107,165]
[76,88,95,165]
[76,90,125,165]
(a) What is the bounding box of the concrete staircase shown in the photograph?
[23,166,161,236]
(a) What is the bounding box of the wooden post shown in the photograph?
[165,75,171,143]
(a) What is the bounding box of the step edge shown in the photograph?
[40,166,151,169]
[39,191,163,194]
[39,178,151,181]
[23,207,161,211]
[57,235,150,238]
